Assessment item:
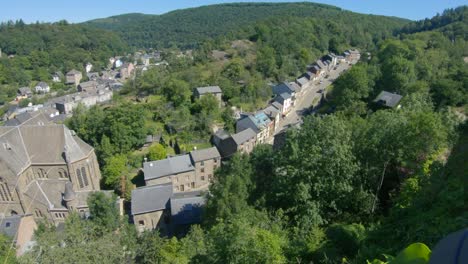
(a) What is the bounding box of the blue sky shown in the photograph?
[1,0,466,23]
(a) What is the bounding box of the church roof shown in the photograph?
[0,125,93,176]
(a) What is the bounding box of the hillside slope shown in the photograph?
[398,6,467,39]
[84,2,409,48]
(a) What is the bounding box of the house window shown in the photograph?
[5,222,10,228]
[201,176,205,181]
[208,174,213,181]
[76,169,84,188]
[138,220,145,226]
[180,185,185,192]
[200,161,204,166]
[0,179,12,202]
[201,168,205,173]
[191,182,195,188]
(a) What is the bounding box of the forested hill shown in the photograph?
[84,2,409,48]
[0,21,128,88]
[398,6,467,39]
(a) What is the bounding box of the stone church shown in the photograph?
[0,123,103,225]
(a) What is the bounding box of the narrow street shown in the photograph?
[275,59,357,134]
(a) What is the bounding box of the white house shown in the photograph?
[85,63,93,73]
[274,93,292,116]
[35,82,50,93]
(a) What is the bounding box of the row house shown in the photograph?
[236,111,273,144]
[213,128,257,159]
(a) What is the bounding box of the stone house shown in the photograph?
[66,70,82,86]
[0,124,104,226]
[194,86,223,105]
[213,128,257,159]
[132,147,220,233]
[78,81,98,92]
[131,184,172,233]
[51,88,113,114]
[143,147,221,193]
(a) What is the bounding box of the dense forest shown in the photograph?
[398,6,467,39]
[0,2,466,263]
[84,2,408,48]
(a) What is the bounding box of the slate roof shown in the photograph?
[272,82,295,96]
[296,77,309,87]
[272,101,283,111]
[78,81,97,91]
[0,125,93,176]
[144,154,194,181]
[263,105,280,119]
[275,93,291,104]
[0,215,22,238]
[18,87,32,95]
[190,147,220,162]
[196,86,222,95]
[131,183,172,215]
[316,60,326,69]
[232,128,256,145]
[236,112,271,134]
[373,91,403,108]
[170,191,205,225]
[36,82,49,89]
[67,70,81,76]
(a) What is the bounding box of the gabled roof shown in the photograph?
[190,147,220,162]
[36,82,49,88]
[0,125,93,176]
[373,91,403,108]
[196,86,222,95]
[272,101,283,111]
[131,183,172,215]
[296,77,309,86]
[18,87,31,94]
[275,93,291,104]
[272,82,295,96]
[144,154,194,181]
[231,128,256,145]
[66,70,81,76]
[316,60,326,69]
[263,105,280,118]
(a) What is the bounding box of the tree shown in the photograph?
[205,154,253,224]
[87,192,120,234]
[147,143,167,161]
[333,64,372,113]
[271,115,364,224]
[102,154,128,188]
[256,45,277,77]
